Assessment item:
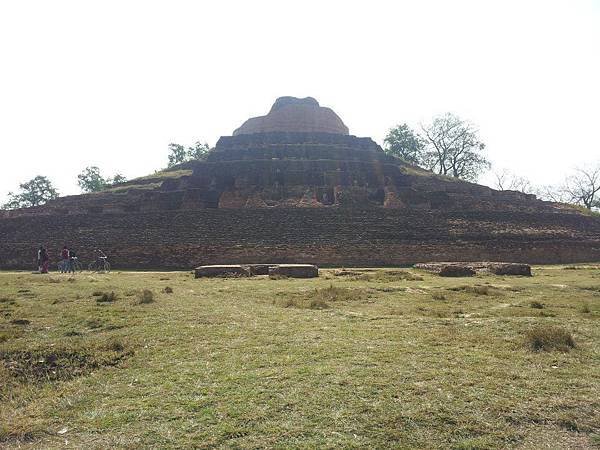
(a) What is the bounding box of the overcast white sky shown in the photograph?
[0,0,598,202]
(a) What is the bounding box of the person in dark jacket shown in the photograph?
[39,246,50,273]
[68,249,77,274]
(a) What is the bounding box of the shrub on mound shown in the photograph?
[137,289,154,304]
[96,291,117,303]
[525,326,575,352]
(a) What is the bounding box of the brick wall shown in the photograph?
[1,208,599,270]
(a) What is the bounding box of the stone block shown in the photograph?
[487,263,532,276]
[269,264,319,278]
[439,265,476,277]
[244,264,275,275]
[414,262,532,277]
[194,265,251,278]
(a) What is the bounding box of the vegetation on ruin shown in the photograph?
[384,114,490,182]
[77,166,127,193]
[167,141,212,167]
[100,182,162,194]
[1,266,599,448]
[133,169,194,182]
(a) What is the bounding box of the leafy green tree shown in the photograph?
[167,144,188,167]
[77,166,107,192]
[2,175,59,209]
[383,124,424,165]
[167,141,212,167]
[111,173,127,185]
[77,167,128,192]
[420,113,490,181]
[188,141,211,160]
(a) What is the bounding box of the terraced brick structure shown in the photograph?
[1,96,599,269]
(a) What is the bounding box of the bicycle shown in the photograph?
[88,256,111,273]
[58,258,83,273]
[70,257,83,273]
[57,260,68,273]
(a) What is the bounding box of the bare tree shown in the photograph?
[537,185,566,203]
[421,113,490,181]
[493,169,534,194]
[562,165,600,210]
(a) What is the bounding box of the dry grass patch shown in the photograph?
[356,270,423,282]
[274,285,364,310]
[95,291,118,303]
[447,285,499,296]
[0,341,131,384]
[10,319,30,326]
[431,292,447,301]
[525,325,576,352]
[268,274,288,280]
[85,318,103,329]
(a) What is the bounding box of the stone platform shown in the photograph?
[268,264,319,278]
[414,262,532,277]
[194,265,251,278]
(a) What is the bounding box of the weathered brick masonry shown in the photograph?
[1,208,599,269]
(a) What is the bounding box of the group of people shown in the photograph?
[59,245,78,273]
[36,245,78,274]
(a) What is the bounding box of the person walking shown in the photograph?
[40,246,50,274]
[37,245,43,272]
[60,245,70,273]
[68,248,77,274]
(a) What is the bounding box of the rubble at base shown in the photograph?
[194,264,319,278]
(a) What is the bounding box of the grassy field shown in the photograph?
[0,266,599,449]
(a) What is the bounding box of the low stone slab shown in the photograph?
[194,265,251,278]
[268,264,319,278]
[438,265,476,277]
[414,262,532,277]
[244,264,275,276]
[486,263,532,276]
[414,263,473,277]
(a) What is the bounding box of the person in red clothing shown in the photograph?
[60,246,70,273]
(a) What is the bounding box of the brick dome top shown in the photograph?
[233,96,349,136]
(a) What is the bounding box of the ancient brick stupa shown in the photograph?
[1,96,599,268]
